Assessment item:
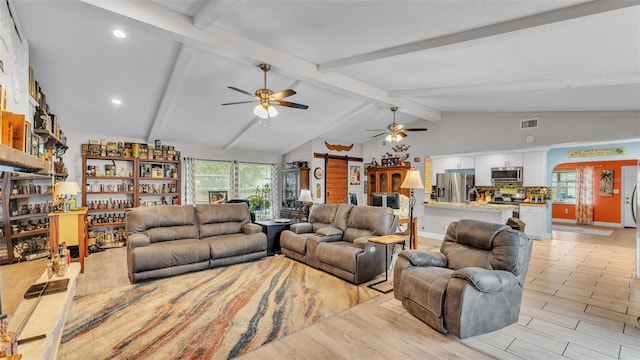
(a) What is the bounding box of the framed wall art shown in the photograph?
[599,170,613,197]
[350,165,361,185]
[209,191,228,204]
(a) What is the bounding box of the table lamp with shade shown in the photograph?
[400,168,424,249]
[57,181,81,212]
[298,189,313,222]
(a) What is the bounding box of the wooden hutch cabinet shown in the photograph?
[366,165,410,205]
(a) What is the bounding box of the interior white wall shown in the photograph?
[0,2,30,116]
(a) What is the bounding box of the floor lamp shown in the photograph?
[400,168,424,249]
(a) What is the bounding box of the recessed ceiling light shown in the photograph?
[112,29,126,39]
[111,98,122,105]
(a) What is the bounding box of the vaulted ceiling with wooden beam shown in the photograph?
[11,0,640,154]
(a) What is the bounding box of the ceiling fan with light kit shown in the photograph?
[369,106,428,142]
[221,63,309,119]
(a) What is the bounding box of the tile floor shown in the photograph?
[1,225,639,360]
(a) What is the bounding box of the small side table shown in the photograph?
[367,235,406,293]
[256,220,292,255]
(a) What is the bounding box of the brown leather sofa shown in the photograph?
[126,203,267,283]
[280,203,398,284]
[394,219,532,339]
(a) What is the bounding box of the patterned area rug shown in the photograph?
[59,255,378,359]
[552,224,614,236]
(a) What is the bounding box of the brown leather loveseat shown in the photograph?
[126,203,267,283]
[279,203,398,284]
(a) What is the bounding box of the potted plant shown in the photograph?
[248,184,271,215]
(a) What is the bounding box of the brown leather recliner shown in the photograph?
[394,219,532,339]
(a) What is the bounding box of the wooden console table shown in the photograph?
[49,208,88,273]
[397,216,418,249]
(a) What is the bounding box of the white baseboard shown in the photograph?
[552,219,623,228]
[420,231,444,240]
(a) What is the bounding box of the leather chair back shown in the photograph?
[441,219,532,286]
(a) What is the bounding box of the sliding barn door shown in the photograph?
[325,157,348,204]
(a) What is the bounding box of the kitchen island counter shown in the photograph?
[423,202,517,239]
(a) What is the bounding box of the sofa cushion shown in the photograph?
[342,206,395,242]
[333,204,354,231]
[126,205,199,243]
[203,232,266,259]
[196,203,250,237]
[130,239,210,272]
[441,219,518,272]
[308,204,339,232]
[316,241,363,273]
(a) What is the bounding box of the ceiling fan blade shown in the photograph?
[371,132,387,138]
[228,86,256,97]
[366,129,386,132]
[272,100,309,109]
[270,89,296,100]
[221,100,255,106]
[406,128,428,132]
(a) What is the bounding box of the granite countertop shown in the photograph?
[519,202,548,207]
[424,201,518,211]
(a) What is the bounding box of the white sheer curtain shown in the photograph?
[183,157,196,205]
[575,166,594,224]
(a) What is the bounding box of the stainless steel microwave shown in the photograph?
[491,167,523,183]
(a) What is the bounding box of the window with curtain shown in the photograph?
[193,161,275,219]
[551,171,577,203]
[194,161,231,204]
[238,163,272,199]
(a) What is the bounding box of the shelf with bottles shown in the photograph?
[85,199,135,213]
[10,227,49,239]
[87,212,126,228]
[138,182,178,196]
[138,161,179,180]
[88,228,126,250]
[12,234,50,261]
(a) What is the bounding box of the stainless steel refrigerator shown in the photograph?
[436,173,475,203]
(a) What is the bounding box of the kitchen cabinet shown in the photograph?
[519,204,548,239]
[474,153,523,186]
[523,151,547,186]
[280,167,310,219]
[367,165,410,205]
[431,156,475,184]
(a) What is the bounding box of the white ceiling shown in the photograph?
[11,0,640,154]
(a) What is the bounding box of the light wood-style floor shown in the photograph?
[1,225,638,359]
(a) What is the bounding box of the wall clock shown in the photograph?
[314,167,323,180]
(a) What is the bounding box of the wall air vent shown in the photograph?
[378,140,388,147]
[521,118,539,129]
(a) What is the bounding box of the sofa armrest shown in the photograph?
[242,223,262,234]
[128,233,150,249]
[452,267,518,293]
[290,222,312,234]
[398,250,448,268]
